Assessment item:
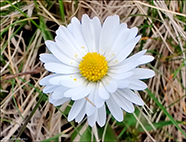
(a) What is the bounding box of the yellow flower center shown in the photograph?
[79,52,108,82]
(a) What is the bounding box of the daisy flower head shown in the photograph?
[39,14,155,127]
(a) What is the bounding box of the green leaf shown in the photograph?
[71,125,92,141]
[117,113,136,139]
[98,125,118,141]
[80,126,93,141]
[138,120,185,132]
[41,133,62,142]
[70,125,82,141]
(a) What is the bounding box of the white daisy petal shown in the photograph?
[138,55,154,65]
[108,35,141,66]
[44,63,79,74]
[82,14,96,52]
[51,86,69,100]
[110,52,150,75]
[116,80,129,89]
[63,82,88,98]
[88,109,98,127]
[106,95,123,122]
[49,74,85,88]
[112,50,146,69]
[118,89,144,106]
[108,71,133,80]
[106,26,138,59]
[45,40,79,66]
[105,24,129,61]
[109,62,139,74]
[97,105,106,127]
[43,85,59,94]
[98,81,110,100]
[49,75,72,85]
[112,92,134,113]
[127,27,139,42]
[132,68,155,79]
[101,76,118,93]
[68,17,88,54]
[86,89,96,116]
[75,103,86,123]
[99,15,120,55]
[55,36,83,61]
[56,25,84,58]
[128,78,147,90]
[94,85,105,108]
[40,53,61,63]
[72,82,94,100]
[49,95,70,107]
[52,98,69,106]
[92,16,101,51]
[124,50,147,64]
[60,78,85,88]
[68,98,86,121]
[39,74,57,86]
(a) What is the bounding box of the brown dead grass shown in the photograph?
[1,1,186,141]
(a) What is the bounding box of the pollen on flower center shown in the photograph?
[79,52,108,82]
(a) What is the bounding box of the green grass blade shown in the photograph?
[117,116,135,139]
[12,95,24,119]
[58,0,65,22]
[146,88,186,137]
[15,89,46,139]
[39,16,53,41]
[166,94,186,109]
[11,79,24,119]
[6,1,40,29]
[138,120,185,132]
[173,59,186,79]
[1,19,31,37]
[14,77,47,138]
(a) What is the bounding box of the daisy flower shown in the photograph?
[39,14,155,127]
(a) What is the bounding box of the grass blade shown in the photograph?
[58,0,65,22]
[6,1,40,29]
[146,88,186,137]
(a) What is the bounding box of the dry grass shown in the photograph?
[1,1,186,141]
